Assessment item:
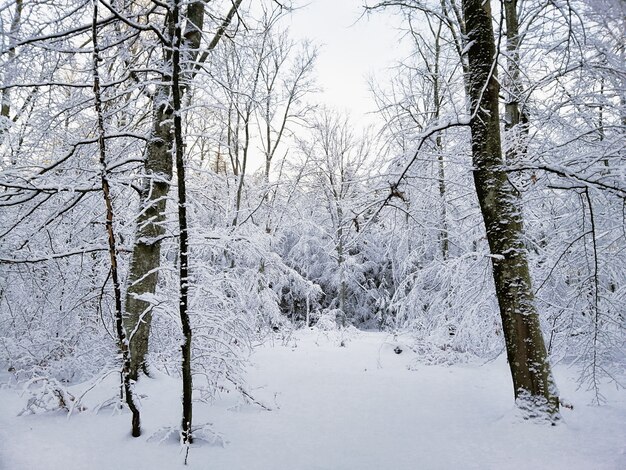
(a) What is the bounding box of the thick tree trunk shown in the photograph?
[123,83,173,380]
[462,0,559,418]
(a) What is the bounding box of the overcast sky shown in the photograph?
[288,1,407,126]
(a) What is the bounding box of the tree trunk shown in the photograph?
[503,0,529,164]
[171,0,193,445]
[91,0,140,436]
[123,82,173,380]
[503,0,522,130]
[336,204,347,328]
[462,0,559,418]
[123,1,240,380]
[432,21,449,260]
[0,0,23,146]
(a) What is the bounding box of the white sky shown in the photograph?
[288,1,407,126]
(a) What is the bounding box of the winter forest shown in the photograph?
[0,0,624,468]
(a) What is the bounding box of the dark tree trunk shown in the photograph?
[91,0,140,437]
[171,0,193,445]
[462,0,559,418]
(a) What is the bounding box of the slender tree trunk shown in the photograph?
[337,250,347,327]
[436,136,448,260]
[336,204,347,328]
[91,0,140,436]
[503,0,522,129]
[462,0,559,418]
[503,0,529,164]
[432,21,449,260]
[232,116,250,226]
[170,0,193,445]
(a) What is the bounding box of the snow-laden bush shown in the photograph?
[0,239,118,384]
[314,309,341,331]
[310,308,360,347]
[18,376,85,416]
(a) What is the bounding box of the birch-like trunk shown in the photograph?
[0,0,23,146]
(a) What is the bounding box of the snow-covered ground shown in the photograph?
[1,330,624,469]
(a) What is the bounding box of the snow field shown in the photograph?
[1,330,624,469]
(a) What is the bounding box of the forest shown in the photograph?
[0,0,624,468]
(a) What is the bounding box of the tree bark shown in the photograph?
[0,0,23,145]
[170,0,193,445]
[503,0,529,164]
[503,0,522,129]
[432,19,449,260]
[462,0,559,418]
[336,204,347,328]
[123,1,241,380]
[123,79,174,380]
[92,0,140,436]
